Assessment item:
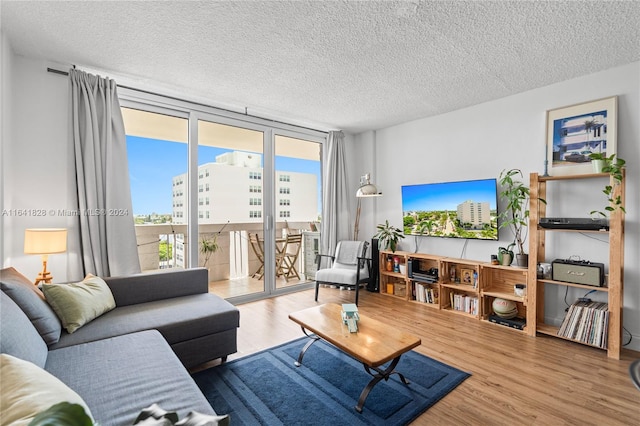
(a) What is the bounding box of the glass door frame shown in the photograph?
[119,87,325,303]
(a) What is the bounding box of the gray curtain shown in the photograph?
[70,69,140,277]
[320,131,351,259]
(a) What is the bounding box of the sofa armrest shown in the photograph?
[104,268,209,307]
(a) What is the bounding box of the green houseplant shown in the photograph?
[200,234,219,268]
[374,220,405,253]
[497,169,545,267]
[588,153,626,218]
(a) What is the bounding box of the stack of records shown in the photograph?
[557,301,609,349]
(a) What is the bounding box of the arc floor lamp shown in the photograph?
[354,173,382,240]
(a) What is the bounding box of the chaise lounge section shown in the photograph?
[1,267,238,425]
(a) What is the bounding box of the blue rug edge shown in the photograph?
[193,336,471,425]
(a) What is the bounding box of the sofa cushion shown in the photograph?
[0,292,48,368]
[50,293,239,350]
[0,354,94,426]
[42,274,116,333]
[0,267,62,345]
[45,330,216,426]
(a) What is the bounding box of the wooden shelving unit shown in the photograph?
[528,171,625,359]
[439,258,481,318]
[480,264,533,335]
[378,250,530,332]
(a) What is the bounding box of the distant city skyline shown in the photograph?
[127,135,321,216]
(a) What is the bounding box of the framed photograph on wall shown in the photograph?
[545,96,617,176]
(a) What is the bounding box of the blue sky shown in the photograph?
[401,178,498,212]
[127,136,321,215]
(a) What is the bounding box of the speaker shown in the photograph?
[552,259,604,287]
[368,238,380,292]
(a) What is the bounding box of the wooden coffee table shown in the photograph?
[288,303,421,412]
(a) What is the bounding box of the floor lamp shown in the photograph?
[354,173,382,240]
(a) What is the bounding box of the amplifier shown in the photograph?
[552,259,605,287]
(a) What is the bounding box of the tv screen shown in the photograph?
[401,178,499,240]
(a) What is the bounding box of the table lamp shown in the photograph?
[24,228,67,285]
[354,173,382,240]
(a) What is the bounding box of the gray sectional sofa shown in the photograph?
[0,267,239,425]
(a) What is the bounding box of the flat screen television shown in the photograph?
[401,178,499,240]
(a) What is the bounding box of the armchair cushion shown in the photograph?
[335,241,363,265]
[315,266,369,286]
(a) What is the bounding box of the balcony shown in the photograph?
[134,221,319,299]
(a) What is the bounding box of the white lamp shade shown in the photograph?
[24,228,67,254]
[356,184,382,197]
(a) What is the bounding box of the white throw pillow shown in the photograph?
[42,274,116,333]
[0,354,94,425]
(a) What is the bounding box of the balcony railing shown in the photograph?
[134,221,318,282]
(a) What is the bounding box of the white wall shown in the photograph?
[1,33,12,267]
[354,62,640,351]
[1,50,83,282]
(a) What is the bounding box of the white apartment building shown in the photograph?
[172,151,317,224]
[456,200,491,229]
[171,151,318,270]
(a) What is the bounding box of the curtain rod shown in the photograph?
[46,67,329,135]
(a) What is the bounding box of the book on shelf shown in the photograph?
[449,292,478,315]
[414,282,438,304]
[488,315,526,330]
[557,300,609,348]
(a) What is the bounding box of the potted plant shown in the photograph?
[200,234,219,269]
[374,220,405,253]
[589,152,607,173]
[588,153,626,218]
[497,169,545,268]
[497,243,515,266]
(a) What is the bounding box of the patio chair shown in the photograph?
[249,233,265,279]
[276,233,303,282]
[314,240,371,305]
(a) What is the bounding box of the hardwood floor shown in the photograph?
[207,287,640,425]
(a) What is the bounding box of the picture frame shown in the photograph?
[460,268,474,285]
[545,96,617,176]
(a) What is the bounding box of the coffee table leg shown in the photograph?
[355,356,410,413]
[295,326,320,367]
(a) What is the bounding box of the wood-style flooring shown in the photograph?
[199,287,640,425]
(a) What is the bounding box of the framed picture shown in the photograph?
[545,96,617,176]
[460,268,474,285]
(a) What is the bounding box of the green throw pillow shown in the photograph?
[42,274,116,333]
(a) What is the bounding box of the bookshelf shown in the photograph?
[379,250,531,332]
[528,171,625,359]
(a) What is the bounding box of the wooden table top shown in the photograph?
[288,303,421,367]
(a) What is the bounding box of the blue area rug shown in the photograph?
[192,337,470,425]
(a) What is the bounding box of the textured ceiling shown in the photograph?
[2,1,639,133]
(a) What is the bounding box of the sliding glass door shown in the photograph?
[122,106,189,274]
[120,92,324,303]
[274,133,322,289]
[196,118,267,299]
